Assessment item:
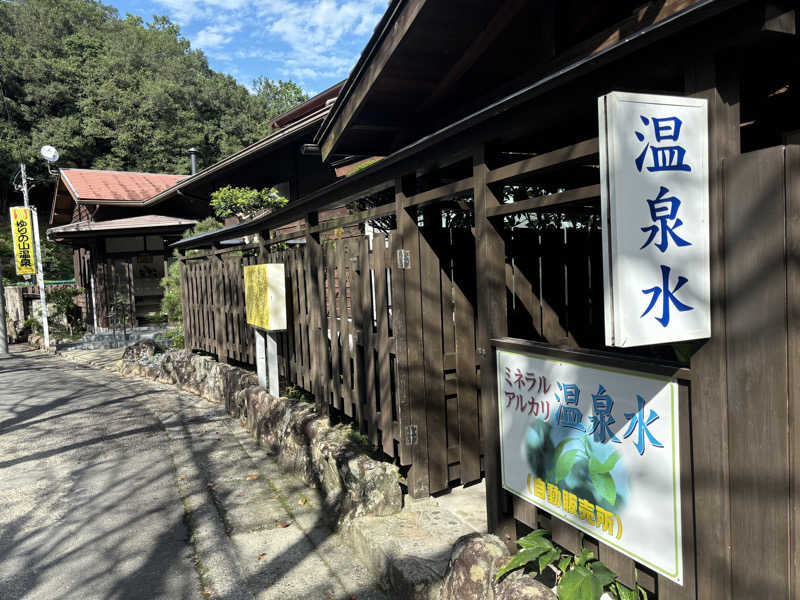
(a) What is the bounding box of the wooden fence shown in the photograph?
[178,133,800,599]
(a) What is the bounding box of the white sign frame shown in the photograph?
[599,91,710,347]
[496,346,683,584]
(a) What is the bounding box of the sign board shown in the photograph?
[497,347,683,584]
[9,206,36,276]
[244,264,286,331]
[599,91,710,347]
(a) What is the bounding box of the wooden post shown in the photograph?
[474,145,516,549]
[684,55,739,600]
[178,249,189,347]
[394,173,430,498]
[305,212,330,416]
[212,244,228,364]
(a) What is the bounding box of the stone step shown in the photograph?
[342,485,488,600]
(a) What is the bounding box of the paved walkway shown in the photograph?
[0,348,386,600]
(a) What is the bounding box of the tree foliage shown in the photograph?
[0,0,308,211]
[210,185,288,221]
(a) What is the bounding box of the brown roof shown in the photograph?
[268,81,344,129]
[48,215,196,238]
[60,169,186,204]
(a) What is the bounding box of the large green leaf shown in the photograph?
[517,533,554,553]
[538,548,561,574]
[558,565,603,600]
[574,548,595,567]
[589,561,617,587]
[558,555,574,573]
[495,546,549,581]
[553,437,573,460]
[614,582,639,600]
[554,449,579,483]
[590,471,617,506]
[589,451,620,475]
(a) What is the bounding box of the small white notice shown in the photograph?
[599,91,710,347]
[497,347,683,584]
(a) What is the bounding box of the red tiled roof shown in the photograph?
[60,169,186,204]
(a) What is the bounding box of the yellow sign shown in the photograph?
[244,263,286,331]
[10,207,36,275]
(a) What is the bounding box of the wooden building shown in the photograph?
[47,83,346,329]
[47,168,197,328]
[170,1,800,597]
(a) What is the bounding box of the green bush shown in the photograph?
[23,317,41,334]
[161,325,184,349]
[47,286,85,335]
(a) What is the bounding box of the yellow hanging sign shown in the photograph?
[9,206,36,275]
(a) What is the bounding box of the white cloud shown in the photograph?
[193,22,242,49]
[150,0,388,86]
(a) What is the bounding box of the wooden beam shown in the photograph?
[486,184,600,218]
[487,139,599,185]
[309,204,396,233]
[555,0,702,68]
[404,177,474,208]
[320,0,428,160]
[417,0,528,114]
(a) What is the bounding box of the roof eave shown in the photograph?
[175,0,738,251]
[314,0,406,161]
[144,105,332,208]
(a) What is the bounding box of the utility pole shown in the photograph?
[0,273,8,356]
[19,163,49,350]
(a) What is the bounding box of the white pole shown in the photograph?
[20,163,49,350]
[255,328,267,389]
[266,332,279,397]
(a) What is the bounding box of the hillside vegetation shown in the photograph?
[0,0,307,281]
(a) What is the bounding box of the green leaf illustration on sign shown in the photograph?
[554,448,579,483]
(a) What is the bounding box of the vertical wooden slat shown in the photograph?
[787,145,800,600]
[214,253,228,363]
[361,237,378,442]
[352,238,367,433]
[474,146,515,547]
[724,146,788,599]
[305,213,328,412]
[327,244,343,412]
[512,495,537,530]
[454,259,480,485]
[395,175,429,497]
[337,242,354,417]
[376,236,394,456]
[685,55,739,600]
[295,248,309,387]
[419,225,447,493]
[290,250,302,383]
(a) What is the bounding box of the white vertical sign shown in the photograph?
[599,92,710,347]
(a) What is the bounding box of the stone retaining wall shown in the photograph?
[116,341,402,525]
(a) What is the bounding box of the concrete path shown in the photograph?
[0,348,387,600]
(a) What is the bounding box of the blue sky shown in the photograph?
[108,0,388,95]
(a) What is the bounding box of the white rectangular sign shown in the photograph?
[497,347,683,584]
[599,91,710,347]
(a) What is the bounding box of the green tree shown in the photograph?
[210,185,288,222]
[253,77,308,123]
[0,0,308,212]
